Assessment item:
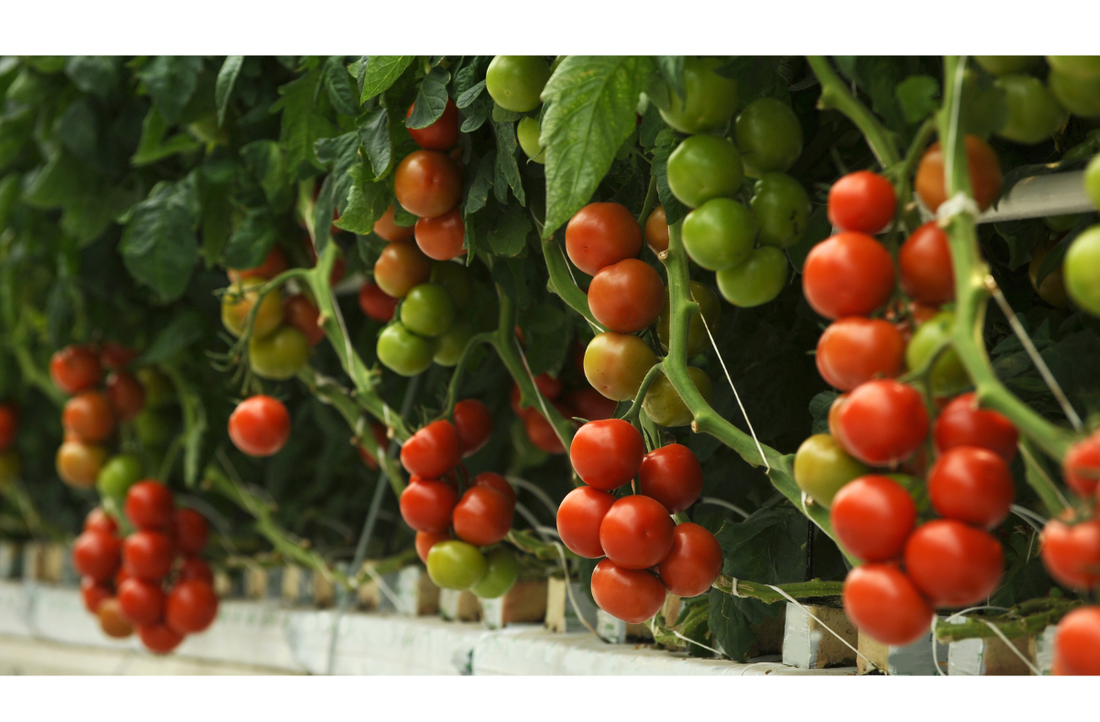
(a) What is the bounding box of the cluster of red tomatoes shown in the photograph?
[72,481,217,654]
[50,343,148,491]
[221,247,326,382]
[367,98,478,379]
[0,399,20,488]
[661,59,807,310]
[397,404,521,598]
[556,419,721,623]
[510,360,616,455]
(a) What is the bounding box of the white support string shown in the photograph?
[696,298,770,472]
[979,619,1042,675]
[1010,504,1048,533]
[699,497,751,519]
[1018,443,1074,511]
[551,541,601,639]
[358,563,404,611]
[764,583,877,672]
[646,617,725,658]
[507,476,560,517]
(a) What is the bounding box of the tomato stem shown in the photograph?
[806,56,901,170]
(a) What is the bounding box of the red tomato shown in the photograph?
[373,241,433,299]
[84,508,118,535]
[933,392,1018,463]
[904,520,1003,608]
[373,205,415,243]
[394,150,462,219]
[590,559,666,624]
[556,486,616,558]
[415,531,451,564]
[72,529,121,583]
[915,136,1002,214]
[827,394,853,452]
[453,486,514,547]
[174,508,209,557]
[283,294,325,346]
[827,171,897,234]
[228,395,291,457]
[533,373,564,401]
[565,387,618,422]
[400,420,462,479]
[564,203,643,277]
[802,232,895,320]
[399,479,458,534]
[927,446,1014,529]
[99,342,139,371]
[1040,519,1100,591]
[407,98,460,151]
[123,530,174,582]
[836,380,928,466]
[166,580,219,635]
[645,205,670,254]
[62,391,116,443]
[358,281,399,322]
[588,258,665,333]
[637,444,703,514]
[1053,606,1100,675]
[842,564,933,646]
[829,475,917,562]
[228,246,288,283]
[81,577,113,613]
[118,578,166,626]
[523,406,568,454]
[50,345,103,395]
[569,419,645,491]
[106,371,146,422]
[97,598,134,639]
[599,495,675,570]
[1063,432,1100,499]
[471,471,516,506]
[453,399,492,458]
[125,481,175,530]
[657,523,722,597]
[0,403,17,450]
[138,622,184,654]
[815,318,906,391]
[900,222,955,305]
[178,558,215,585]
[414,208,466,261]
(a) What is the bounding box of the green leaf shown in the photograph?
[0,105,34,172]
[198,175,231,267]
[65,56,121,100]
[655,56,685,101]
[455,80,486,109]
[359,56,415,104]
[139,311,206,366]
[272,69,338,179]
[335,163,390,235]
[357,107,392,179]
[712,56,783,106]
[651,129,688,225]
[895,75,939,126]
[460,93,493,133]
[132,105,201,166]
[809,390,839,435]
[137,56,204,125]
[464,151,496,215]
[323,55,360,116]
[407,66,450,129]
[1035,223,1085,286]
[24,149,96,209]
[215,55,244,127]
[0,174,19,231]
[224,207,279,269]
[483,205,531,257]
[492,120,525,206]
[840,56,921,132]
[119,177,201,302]
[57,98,101,168]
[240,140,289,208]
[708,588,781,662]
[994,219,1047,270]
[313,131,361,251]
[540,56,654,237]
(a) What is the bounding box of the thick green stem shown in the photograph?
[440,331,496,419]
[712,575,843,604]
[620,362,665,424]
[636,175,658,227]
[806,56,901,169]
[933,597,1080,643]
[937,56,1074,468]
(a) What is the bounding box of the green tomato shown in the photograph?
[1047,56,1100,80]
[906,311,970,397]
[657,57,738,135]
[1064,225,1100,316]
[715,247,789,308]
[96,453,143,499]
[1044,214,1087,233]
[221,277,284,339]
[516,116,545,164]
[136,367,174,408]
[249,326,310,381]
[486,56,551,113]
[1049,69,1100,119]
[377,323,436,377]
[400,283,456,338]
[974,56,1040,76]
[469,547,519,599]
[429,262,472,310]
[751,173,810,249]
[433,318,475,367]
[1085,155,1100,210]
[681,198,756,271]
[657,280,721,356]
[667,135,743,208]
[427,540,488,591]
[735,97,804,178]
[643,367,713,428]
[0,450,21,489]
[994,75,1067,145]
[133,409,172,448]
[792,433,870,508]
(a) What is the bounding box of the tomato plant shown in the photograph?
[588,258,665,333]
[485,56,551,114]
[927,446,1014,529]
[590,558,666,624]
[638,444,703,514]
[815,318,905,392]
[426,540,487,590]
[583,332,658,401]
[899,222,955,305]
[656,523,722,597]
[228,396,291,458]
[904,519,1003,607]
[829,475,916,562]
[735,98,803,178]
[793,434,870,507]
[842,564,933,646]
[599,495,675,570]
[394,150,463,219]
[836,380,929,466]
[667,135,744,209]
[681,198,756,271]
[569,419,644,491]
[751,173,810,249]
[657,57,738,135]
[407,98,460,150]
[564,202,643,277]
[827,171,896,235]
[802,232,895,320]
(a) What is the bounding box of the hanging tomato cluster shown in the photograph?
[556,419,721,623]
[72,481,217,653]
